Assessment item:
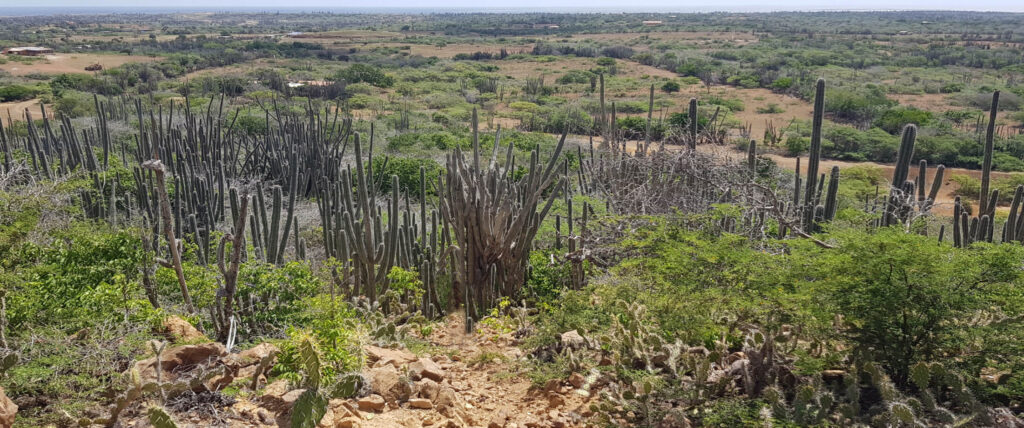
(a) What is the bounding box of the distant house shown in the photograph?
[2,47,54,56]
[642,21,663,26]
[532,24,560,29]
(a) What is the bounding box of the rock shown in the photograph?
[728,359,747,377]
[367,365,412,404]
[330,398,361,420]
[258,379,293,411]
[410,357,446,382]
[365,346,417,368]
[547,393,564,409]
[237,342,280,367]
[132,342,226,383]
[336,417,361,428]
[487,409,509,428]
[280,389,307,409]
[560,330,586,349]
[726,352,746,364]
[543,379,561,393]
[319,405,335,428]
[409,398,433,409]
[0,387,15,428]
[162,316,206,342]
[568,373,585,389]
[415,378,441,401]
[357,394,386,412]
[433,386,460,416]
[258,409,274,425]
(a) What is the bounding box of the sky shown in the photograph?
[2,0,1024,12]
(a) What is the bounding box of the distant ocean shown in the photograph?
[1,5,1021,16]
[0,6,726,17]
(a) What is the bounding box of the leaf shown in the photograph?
[291,389,328,428]
[147,406,179,428]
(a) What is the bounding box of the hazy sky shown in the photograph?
[3,0,1024,12]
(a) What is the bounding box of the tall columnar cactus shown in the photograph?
[643,84,654,154]
[800,79,826,231]
[440,109,566,331]
[747,140,757,174]
[979,91,1000,215]
[882,124,917,227]
[317,133,412,303]
[687,98,698,150]
[823,166,840,223]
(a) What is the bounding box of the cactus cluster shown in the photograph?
[440,109,566,331]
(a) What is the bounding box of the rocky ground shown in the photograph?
[44,313,598,428]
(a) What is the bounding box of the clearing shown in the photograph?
[0,53,158,76]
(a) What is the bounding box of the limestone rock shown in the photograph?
[237,342,280,367]
[162,316,206,342]
[433,386,460,417]
[357,394,386,412]
[132,342,226,383]
[547,393,564,409]
[366,365,412,404]
[365,346,417,368]
[568,373,585,389]
[258,379,293,412]
[409,398,433,409]
[415,378,440,401]
[410,357,446,382]
[487,408,510,428]
[0,387,15,428]
[559,330,586,349]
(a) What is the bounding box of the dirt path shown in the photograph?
[357,312,592,428]
[0,98,52,123]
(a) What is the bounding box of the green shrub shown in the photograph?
[371,156,443,195]
[797,229,1024,386]
[0,84,42,102]
[335,64,394,88]
[660,81,681,93]
[874,107,933,134]
[755,103,785,114]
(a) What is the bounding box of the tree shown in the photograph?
[661,81,681,93]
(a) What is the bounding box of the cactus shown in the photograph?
[143,159,195,314]
[980,91,1000,215]
[291,389,329,428]
[747,139,757,174]
[440,109,566,329]
[216,186,249,341]
[803,78,826,229]
[687,97,698,150]
[147,407,179,428]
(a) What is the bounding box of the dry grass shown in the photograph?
[0,53,158,76]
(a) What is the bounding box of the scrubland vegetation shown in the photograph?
[0,8,1024,428]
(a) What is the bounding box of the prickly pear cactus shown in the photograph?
[147,406,179,428]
